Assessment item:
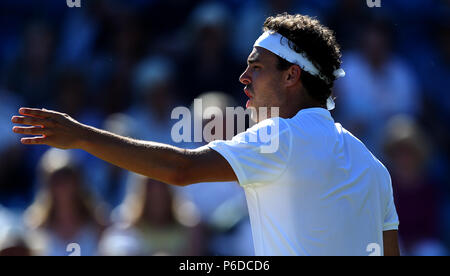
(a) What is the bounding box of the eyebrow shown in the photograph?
[247,57,261,64]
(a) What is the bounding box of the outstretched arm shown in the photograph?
[11,108,237,186]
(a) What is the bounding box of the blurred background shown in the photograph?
[0,0,449,256]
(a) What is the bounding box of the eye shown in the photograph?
[252,65,261,71]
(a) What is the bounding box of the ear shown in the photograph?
[284,65,302,87]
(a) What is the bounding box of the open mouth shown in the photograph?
[244,88,253,108]
[244,88,253,99]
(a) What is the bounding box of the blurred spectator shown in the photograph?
[54,68,116,208]
[127,55,179,144]
[0,204,32,256]
[383,115,447,256]
[94,9,147,115]
[0,227,32,256]
[55,68,104,127]
[178,2,242,104]
[5,21,56,107]
[335,20,420,156]
[0,89,34,207]
[99,175,204,256]
[23,149,107,256]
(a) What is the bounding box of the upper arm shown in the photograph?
[177,146,238,186]
[178,117,291,186]
[383,230,400,256]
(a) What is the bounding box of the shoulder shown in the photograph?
[231,116,292,145]
[248,116,290,135]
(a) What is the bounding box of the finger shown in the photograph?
[13,126,50,136]
[11,116,48,126]
[21,136,48,145]
[18,108,53,119]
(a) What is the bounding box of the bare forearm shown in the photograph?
[12,108,237,186]
[78,124,189,186]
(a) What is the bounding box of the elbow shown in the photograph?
[166,148,200,187]
[169,161,194,187]
[170,172,190,187]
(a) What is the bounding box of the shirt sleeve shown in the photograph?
[207,117,292,187]
[383,175,400,231]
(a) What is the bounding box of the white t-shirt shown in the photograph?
[208,108,399,256]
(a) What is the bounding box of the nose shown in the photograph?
[239,66,251,85]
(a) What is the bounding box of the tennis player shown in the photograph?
[11,13,399,256]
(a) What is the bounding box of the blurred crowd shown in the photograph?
[0,0,449,256]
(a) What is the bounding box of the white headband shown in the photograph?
[254,31,345,110]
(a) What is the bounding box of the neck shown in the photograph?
[281,96,326,119]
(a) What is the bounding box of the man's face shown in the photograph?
[239,47,285,121]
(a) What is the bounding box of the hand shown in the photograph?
[11,108,86,149]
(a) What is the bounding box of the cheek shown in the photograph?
[252,72,270,92]
[255,76,280,100]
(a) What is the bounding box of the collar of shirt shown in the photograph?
[294,107,333,121]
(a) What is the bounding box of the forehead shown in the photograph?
[247,46,279,64]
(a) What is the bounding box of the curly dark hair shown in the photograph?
[263,13,342,105]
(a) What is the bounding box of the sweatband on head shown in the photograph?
[253,31,346,110]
